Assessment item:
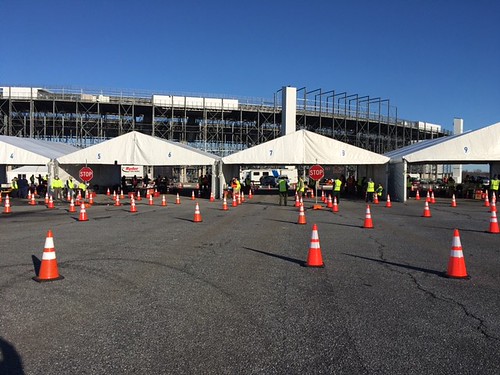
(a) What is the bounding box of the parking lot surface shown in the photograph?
[1,193,499,374]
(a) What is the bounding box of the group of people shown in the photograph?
[10,174,48,198]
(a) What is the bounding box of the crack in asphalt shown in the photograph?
[370,236,500,342]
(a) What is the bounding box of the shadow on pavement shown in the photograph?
[0,337,24,375]
[342,253,444,277]
[243,247,305,266]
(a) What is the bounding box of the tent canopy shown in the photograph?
[385,122,500,164]
[222,129,389,165]
[0,135,78,165]
[57,131,220,166]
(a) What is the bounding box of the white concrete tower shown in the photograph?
[452,118,463,183]
[281,86,297,136]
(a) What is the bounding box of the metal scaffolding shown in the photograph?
[0,86,451,155]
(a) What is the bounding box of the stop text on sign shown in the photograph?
[309,165,325,181]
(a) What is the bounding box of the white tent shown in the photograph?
[0,135,78,165]
[220,129,389,193]
[222,129,389,165]
[0,135,79,184]
[57,131,220,166]
[56,131,221,194]
[385,121,500,201]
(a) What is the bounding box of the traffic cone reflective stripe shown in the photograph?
[89,194,94,205]
[306,224,324,267]
[33,230,64,282]
[422,201,432,217]
[176,193,181,204]
[3,195,12,214]
[385,194,392,208]
[431,191,436,204]
[193,202,202,222]
[298,204,307,225]
[364,205,374,228]
[446,229,469,279]
[295,193,300,207]
[79,203,89,221]
[489,211,500,233]
[232,194,237,207]
[45,193,49,204]
[451,194,457,207]
[237,193,242,205]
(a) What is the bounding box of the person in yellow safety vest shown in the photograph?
[333,177,342,203]
[11,177,19,198]
[231,177,241,198]
[278,177,289,206]
[66,177,75,198]
[296,177,305,200]
[490,175,499,200]
[51,176,64,201]
[366,178,375,202]
[376,183,383,198]
[78,181,87,196]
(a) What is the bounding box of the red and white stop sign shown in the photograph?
[79,167,94,182]
[309,165,325,181]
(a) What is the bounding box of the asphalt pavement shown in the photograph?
[0,192,499,374]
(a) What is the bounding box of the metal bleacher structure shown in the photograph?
[0,86,451,156]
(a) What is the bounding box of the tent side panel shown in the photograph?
[388,162,406,202]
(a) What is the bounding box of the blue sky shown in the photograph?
[1,0,499,133]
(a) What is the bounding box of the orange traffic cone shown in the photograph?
[193,202,202,222]
[209,192,215,202]
[297,204,307,225]
[112,191,117,201]
[321,190,325,202]
[161,195,167,206]
[3,195,12,214]
[295,193,300,207]
[120,190,124,199]
[130,197,137,213]
[422,201,432,217]
[222,196,229,211]
[241,192,245,203]
[490,199,497,213]
[332,196,339,213]
[488,211,500,234]
[484,193,490,207]
[363,205,374,229]
[79,202,89,221]
[249,189,253,199]
[232,194,237,207]
[47,196,55,209]
[33,230,64,282]
[415,190,421,200]
[89,194,94,205]
[136,190,142,201]
[0,194,2,204]
[446,229,469,279]
[373,193,379,205]
[114,195,121,206]
[426,191,431,203]
[149,194,154,206]
[431,191,436,204]
[29,193,37,205]
[237,192,242,205]
[106,188,111,196]
[451,194,457,207]
[385,194,392,208]
[176,193,181,204]
[68,198,76,213]
[327,194,333,208]
[45,192,49,204]
[191,191,195,200]
[306,224,324,267]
